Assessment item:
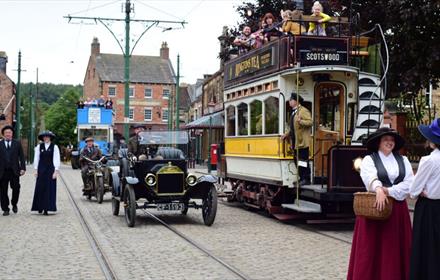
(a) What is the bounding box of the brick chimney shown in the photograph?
[91,37,100,56]
[0,51,7,73]
[160,42,169,59]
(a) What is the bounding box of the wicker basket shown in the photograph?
[353,192,393,220]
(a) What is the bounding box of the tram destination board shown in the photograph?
[295,36,349,66]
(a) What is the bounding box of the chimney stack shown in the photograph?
[0,51,7,73]
[160,42,169,60]
[91,37,100,56]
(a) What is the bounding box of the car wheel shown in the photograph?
[112,197,120,216]
[202,184,217,226]
[96,176,104,204]
[124,185,137,227]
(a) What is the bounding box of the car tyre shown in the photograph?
[112,197,120,216]
[96,176,104,204]
[124,185,137,227]
[202,184,217,226]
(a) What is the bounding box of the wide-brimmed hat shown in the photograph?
[84,137,94,142]
[366,127,405,152]
[418,118,440,145]
[38,131,56,141]
[289,92,304,103]
[1,125,14,135]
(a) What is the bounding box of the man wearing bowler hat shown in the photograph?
[80,137,103,193]
[0,125,26,216]
[128,124,146,157]
[281,92,313,186]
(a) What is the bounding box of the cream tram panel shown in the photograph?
[226,156,297,187]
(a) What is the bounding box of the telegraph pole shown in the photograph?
[65,0,187,139]
[175,54,180,131]
[15,51,21,139]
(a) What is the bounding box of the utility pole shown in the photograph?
[65,0,187,139]
[15,51,21,139]
[175,54,180,131]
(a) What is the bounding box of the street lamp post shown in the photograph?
[207,101,215,173]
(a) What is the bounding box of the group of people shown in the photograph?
[347,119,440,280]
[77,95,113,109]
[233,1,331,55]
[0,126,60,216]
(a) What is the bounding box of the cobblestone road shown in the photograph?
[1,164,356,280]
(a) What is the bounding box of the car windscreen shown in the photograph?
[138,131,188,145]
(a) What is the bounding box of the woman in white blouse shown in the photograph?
[347,127,414,280]
[31,131,61,215]
[409,118,440,280]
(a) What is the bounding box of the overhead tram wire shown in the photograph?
[65,0,121,16]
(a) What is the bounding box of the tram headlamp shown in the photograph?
[186,174,197,187]
[145,173,157,186]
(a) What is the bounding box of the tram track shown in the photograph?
[140,209,252,280]
[60,173,118,280]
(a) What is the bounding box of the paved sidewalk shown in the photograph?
[0,166,105,279]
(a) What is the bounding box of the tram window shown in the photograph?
[226,106,236,136]
[237,103,249,136]
[265,97,279,134]
[319,86,340,131]
[250,100,263,135]
[347,103,357,135]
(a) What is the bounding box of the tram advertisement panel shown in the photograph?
[224,41,279,87]
[295,36,348,66]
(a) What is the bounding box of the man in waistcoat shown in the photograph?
[80,137,103,193]
[281,92,313,186]
[0,125,26,216]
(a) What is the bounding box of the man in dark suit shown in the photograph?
[0,125,26,216]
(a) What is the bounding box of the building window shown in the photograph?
[162,109,168,122]
[129,87,135,98]
[144,108,152,121]
[129,108,134,120]
[144,88,152,98]
[108,86,116,97]
[163,89,170,99]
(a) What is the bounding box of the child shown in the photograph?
[308,1,331,36]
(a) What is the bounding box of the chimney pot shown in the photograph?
[160,41,169,60]
[91,37,100,56]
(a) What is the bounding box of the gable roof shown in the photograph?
[95,54,175,84]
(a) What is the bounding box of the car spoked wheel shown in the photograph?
[202,184,217,226]
[124,185,137,227]
[112,197,120,216]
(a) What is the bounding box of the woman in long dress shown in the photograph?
[347,127,414,280]
[409,118,440,280]
[31,131,60,215]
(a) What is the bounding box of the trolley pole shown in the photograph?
[15,51,22,139]
[175,54,180,131]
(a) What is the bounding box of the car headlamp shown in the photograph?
[145,173,156,187]
[186,174,197,187]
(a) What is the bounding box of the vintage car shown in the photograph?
[110,131,217,227]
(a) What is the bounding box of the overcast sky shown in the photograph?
[1,0,242,85]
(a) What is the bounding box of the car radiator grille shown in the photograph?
[157,173,184,194]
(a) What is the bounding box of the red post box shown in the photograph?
[210,144,218,168]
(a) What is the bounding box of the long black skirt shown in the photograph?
[31,169,57,212]
[409,197,440,280]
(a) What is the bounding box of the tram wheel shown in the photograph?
[112,197,120,216]
[124,185,137,227]
[202,184,217,226]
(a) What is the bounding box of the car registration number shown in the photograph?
[156,203,184,211]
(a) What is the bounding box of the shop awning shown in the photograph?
[185,111,224,129]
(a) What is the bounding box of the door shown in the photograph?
[314,83,345,179]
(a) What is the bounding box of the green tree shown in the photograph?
[45,89,80,147]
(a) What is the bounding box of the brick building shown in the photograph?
[0,51,16,131]
[83,38,176,136]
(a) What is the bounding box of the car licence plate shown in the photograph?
[156,203,184,211]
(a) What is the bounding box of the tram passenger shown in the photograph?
[31,131,60,215]
[281,9,305,36]
[281,92,312,186]
[262,13,282,43]
[128,124,146,157]
[347,127,413,280]
[233,25,255,55]
[308,1,331,36]
[80,137,103,194]
[409,118,440,280]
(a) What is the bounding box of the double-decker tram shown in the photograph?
[218,9,387,219]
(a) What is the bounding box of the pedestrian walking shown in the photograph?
[31,131,60,215]
[281,92,312,186]
[347,127,414,280]
[409,118,440,280]
[0,125,26,216]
